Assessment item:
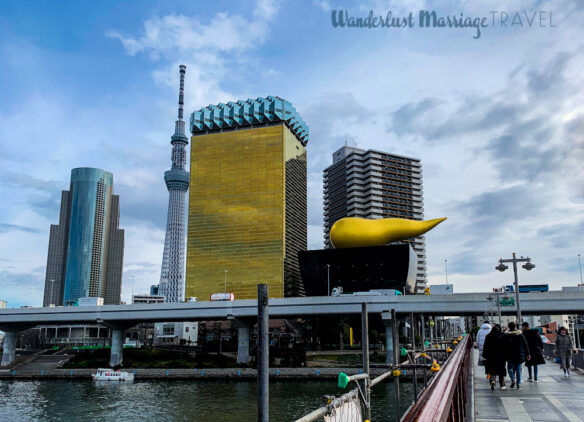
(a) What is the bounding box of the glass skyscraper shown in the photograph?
[43,168,124,306]
[186,96,308,300]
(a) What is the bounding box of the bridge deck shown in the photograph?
[473,349,584,422]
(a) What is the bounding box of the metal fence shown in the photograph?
[542,343,584,369]
[401,335,472,422]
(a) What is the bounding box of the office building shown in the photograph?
[150,284,159,295]
[43,168,124,306]
[158,65,190,303]
[0,300,6,309]
[323,146,426,292]
[186,96,308,299]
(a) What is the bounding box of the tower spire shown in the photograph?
[178,64,186,121]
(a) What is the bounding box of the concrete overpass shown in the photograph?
[2,291,583,367]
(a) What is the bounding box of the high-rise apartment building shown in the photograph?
[323,146,427,292]
[186,96,308,300]
[43,168,124,306]
[158,65,190,303]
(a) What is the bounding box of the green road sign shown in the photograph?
[500,297,515,306]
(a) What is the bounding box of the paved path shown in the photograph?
[473,349,584,421]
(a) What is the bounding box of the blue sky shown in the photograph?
[1,0,583,307]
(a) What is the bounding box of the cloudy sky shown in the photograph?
[0,0,583,307]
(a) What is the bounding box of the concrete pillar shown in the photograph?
[237,326,250,364]
[109,328,124,367]
[381,311,394,365]
[1,331,17,367]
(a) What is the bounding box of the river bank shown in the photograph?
[0,366,422,380]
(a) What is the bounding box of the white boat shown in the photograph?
[92,368,134,381]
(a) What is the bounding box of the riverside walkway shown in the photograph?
[473,349,584,422]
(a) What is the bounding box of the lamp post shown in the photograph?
[326,264,330,296]
[224,270,228,293]
[496,253,535,323]
[445,259,448,285]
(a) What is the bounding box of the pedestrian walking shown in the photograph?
[555,326,574,377]
[482,324,507,390]
[504,321,530,389]
[522,322,545,382]
[476,321,492,377]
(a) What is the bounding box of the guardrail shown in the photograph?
[401,335,472,422]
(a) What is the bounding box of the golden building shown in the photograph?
[186,97,308,300]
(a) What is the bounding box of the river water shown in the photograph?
[0,379,413,421]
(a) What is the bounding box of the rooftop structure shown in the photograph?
[190,96,309,145]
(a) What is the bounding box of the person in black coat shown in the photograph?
[522,322,545,382]
[503,321,531,389]
[482,324,507,390]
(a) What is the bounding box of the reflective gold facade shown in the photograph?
[186,123,307,300]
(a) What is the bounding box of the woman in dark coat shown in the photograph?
[482,324,507,390]
[522,322,545,382]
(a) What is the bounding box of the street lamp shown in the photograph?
[224,270,228,293]
[496,253,535,323]
[444,259,449,285]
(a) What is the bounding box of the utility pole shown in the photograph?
[258,284,269,422]
[361,303,371,421]
[326,264,330,296]
[392,309,400,422]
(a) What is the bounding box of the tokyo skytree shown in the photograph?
[158,65,189,303]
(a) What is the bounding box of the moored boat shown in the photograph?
[92,368,134,381]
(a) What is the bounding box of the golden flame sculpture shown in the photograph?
[330,217,447,249]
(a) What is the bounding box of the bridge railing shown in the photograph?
[543,342,584,370]
[401,335,472,422]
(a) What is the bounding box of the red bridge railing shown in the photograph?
[402,335,472,422]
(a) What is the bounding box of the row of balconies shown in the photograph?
[344,161,423,178]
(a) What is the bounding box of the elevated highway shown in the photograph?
[1,291,583,327]
[2,291,583,368]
